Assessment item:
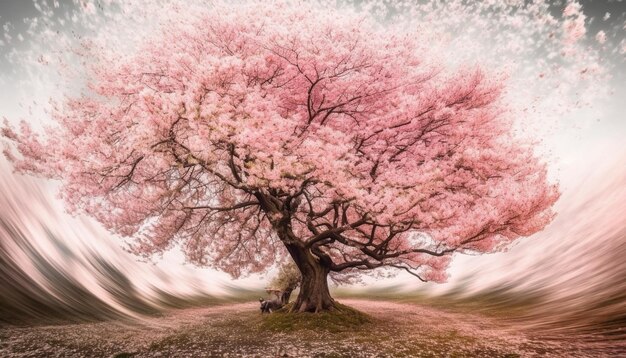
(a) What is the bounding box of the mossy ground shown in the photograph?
[260,302,372,333]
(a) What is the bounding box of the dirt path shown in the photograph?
[0,299,621,357]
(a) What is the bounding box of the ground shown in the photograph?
[0,299,621,357]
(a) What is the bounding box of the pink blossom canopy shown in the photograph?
[2,0,559,282]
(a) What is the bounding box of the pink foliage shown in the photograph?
[2,1,558,282]
[563,2,587,45]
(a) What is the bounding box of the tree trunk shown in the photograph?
[272,217,336,313]
[285,244,336,313]
[280,289,293,305]
[293,262,334,313]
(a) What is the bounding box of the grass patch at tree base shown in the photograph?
[260,302,372,333]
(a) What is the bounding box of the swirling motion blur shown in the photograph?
[0,160,217,324]
[405,147,626,343]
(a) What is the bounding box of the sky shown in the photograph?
[0,0,624,300]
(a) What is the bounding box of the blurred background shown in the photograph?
[0,0,624,344]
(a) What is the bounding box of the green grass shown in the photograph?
[260,302,372,333]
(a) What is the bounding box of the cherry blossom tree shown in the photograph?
[2,1,559,312]
[268,262,301,304]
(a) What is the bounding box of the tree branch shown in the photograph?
[184,200,259,212]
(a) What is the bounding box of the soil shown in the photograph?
[0,299,622,357]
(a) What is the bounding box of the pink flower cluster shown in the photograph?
[2,0,559,281]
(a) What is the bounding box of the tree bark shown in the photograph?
[283,243,336,312]
[280,289,293,305]
[270,208,336,313]
[293,251,335,312]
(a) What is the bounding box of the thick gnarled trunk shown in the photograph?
[293,257,334,312]
[284,242,335,312]
[270,211,336,313]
